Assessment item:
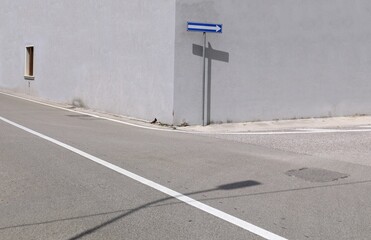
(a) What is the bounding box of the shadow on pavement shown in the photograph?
[67,180,261,240]
[4,179,369,239]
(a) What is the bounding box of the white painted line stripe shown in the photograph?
[194,128,371,135]
[359,125,371,128]
[295,128,339,132]
[2,91,371,136]
[0,115,287,240]
[0,91,177,132]
[197,131,319,135]
[295,128,371,133]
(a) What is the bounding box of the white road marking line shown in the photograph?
[295,128,340,132]
[359,125,371,128]
[194,128,371,135]
[0,91,177,132]
[197,130,322,135]
[2,91,371,136]
[0,115,287,240]
[295,128,371,133]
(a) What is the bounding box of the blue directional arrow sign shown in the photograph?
[187,22,222,33]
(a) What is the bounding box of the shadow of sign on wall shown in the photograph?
[193,43,229,124]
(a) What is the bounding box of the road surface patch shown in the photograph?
[286,168,349,183]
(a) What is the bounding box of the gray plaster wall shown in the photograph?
[2,1,371,126]
[174,0,371,125]
[0,0,176,123]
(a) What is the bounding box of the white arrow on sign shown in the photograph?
[188,24,221,32]
[187,22,223,33]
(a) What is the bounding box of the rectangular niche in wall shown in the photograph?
[24,46,34,80]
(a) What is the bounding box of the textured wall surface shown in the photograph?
[174,0,371,124]
[0,0,176,123]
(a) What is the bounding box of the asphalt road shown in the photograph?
[1,92,371,240]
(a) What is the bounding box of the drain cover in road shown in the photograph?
[286,168,349,182]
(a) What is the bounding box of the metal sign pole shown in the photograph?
[187,22,222,126]
[202,32,206,126]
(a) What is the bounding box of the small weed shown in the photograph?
[178,122,189,127]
